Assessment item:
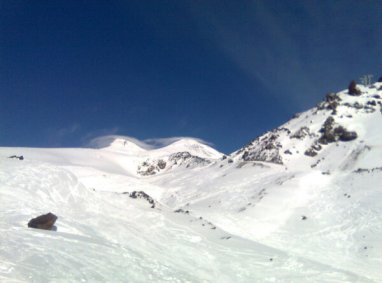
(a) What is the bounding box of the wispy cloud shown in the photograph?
[80,127,120,146]
[46,123,81,147]
[56,123,81,138]
[85,134,214,149]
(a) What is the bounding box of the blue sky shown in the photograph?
[1,0,381,153]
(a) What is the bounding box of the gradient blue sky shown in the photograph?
[1,0,381,153]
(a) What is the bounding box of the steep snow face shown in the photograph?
[1,83,382,282]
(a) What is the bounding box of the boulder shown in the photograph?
[28,212,57,230]
[348,80,361,96]
[8,155,24,160]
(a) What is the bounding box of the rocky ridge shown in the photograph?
[231,81,382,166]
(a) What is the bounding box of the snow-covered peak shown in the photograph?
[88,135,148,154]
[153,138,223,159]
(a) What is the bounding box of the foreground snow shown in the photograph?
[1,83,382,282]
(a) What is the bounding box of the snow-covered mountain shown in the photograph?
[1,82,382,282]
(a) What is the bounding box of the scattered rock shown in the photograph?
[221,236,231,240]
[291,127,311,139]
[301,215,307,220]
[284,149,292,155]
[353,167,382,174]
[28,212,57,230]
[174,209,190,214]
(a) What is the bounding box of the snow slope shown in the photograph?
[1,82,382,282]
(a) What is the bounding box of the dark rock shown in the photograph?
[324,92,341,113]
[8,155,24,160]
[304,148,317,157]
[28,213,57,230]
[129,191,156,208]
[318,117,336,144]
[292,112,301,119]
[372,95,380,99]
[338,129,358,141]
[325,92,341,103]
[367,100,377,106]
[174,209,189,214]
[227,159,233,163]
[353,102,363,110]
[157,159,166,169]
[348,80,361,96]
[311,143,322,151]
[318,117,357,144]
[284,149,292,155]
[301,215,307,220]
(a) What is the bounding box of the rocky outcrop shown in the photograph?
[129,191,156,208]
[317,92,342,113]
[168,152,210,167]
[237,128,290,165]
[318,117,357,144]
[28,212,57,230]
[137,152,211,176]
[137,159,167,176]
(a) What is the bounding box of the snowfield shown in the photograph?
[1,83,382,282]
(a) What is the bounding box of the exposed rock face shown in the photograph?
[238,128,289,165]
[28,213,57,230]
[137,152,210,176]
[318,117,336,144]
[129,191,156,208]
[137,159,167,176]
[168,152,210,166]
[318,117,357,144]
